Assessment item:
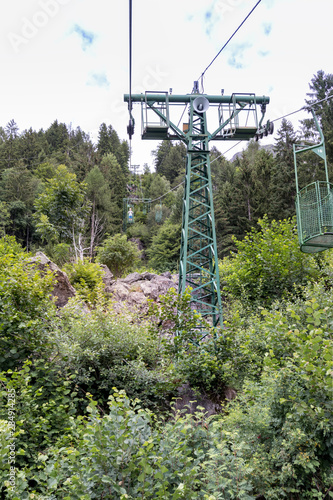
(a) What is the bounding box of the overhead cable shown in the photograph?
[198,0,262,82]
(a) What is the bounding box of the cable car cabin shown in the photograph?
[155,204,163,223]
[296,181,333,253]
[216,93,259,141]
[141,91,170,140]
[128,208,134,223]
[294,109,333,253]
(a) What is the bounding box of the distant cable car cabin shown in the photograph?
[123,198,151,232]
[155,203,163,223]
[128,207,134,223]
[294,108,333,253]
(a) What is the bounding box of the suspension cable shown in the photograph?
[197,0,262,83]
[127,0,134,143]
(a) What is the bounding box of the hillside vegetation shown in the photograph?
[0,70,332,499]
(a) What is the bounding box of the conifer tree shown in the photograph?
[270,119,298,220]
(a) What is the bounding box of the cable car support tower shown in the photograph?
[124,88,272,338]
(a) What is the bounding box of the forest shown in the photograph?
[0,70,332,499]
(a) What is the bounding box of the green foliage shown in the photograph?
[126,221,150,248]
[33,164,90,245]
[0,360,80,472]
[56,302,175,413]
[96,233,139,277]
[45,242,72,267]
[220,216,319,305]
[216,294,333,498]
[148,222,181,272]
[64,259,104,305]
[0,236,57,371]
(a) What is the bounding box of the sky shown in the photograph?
[1,0,332,172]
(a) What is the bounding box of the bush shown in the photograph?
[220,216,319,306]
[0,236,57,371]
[64,259,104,305]
[56,302,176,413]
[96,233,139,277]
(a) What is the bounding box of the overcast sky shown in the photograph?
[1,0,332,171]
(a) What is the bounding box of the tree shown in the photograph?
[153,141,186,185]
[67,127,97,181]
[99,153,127,235]
[44,120,69,155]
[148,222,181,272]
[19,128,45,170]
[270,119,298,220]
[148,174,175,208]
[301,70,333,165]
[85,166,113,258]
[33,165,91,260]
[0,165,39,246]
[97,123,129,174]
[96,233,139,277]
[0,120,21,170]
[220,216,319,305]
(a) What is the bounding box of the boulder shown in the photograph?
[173,383,222,417]
[99,264,116,293]
[28,252,76,307]
[108,271,177,315]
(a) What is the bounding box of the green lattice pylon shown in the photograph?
[178,100,222,337]
[123,90,271,338]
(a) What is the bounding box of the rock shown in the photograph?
[27,253,177,316]
[108,271,177,315]
[99,264,115,292]
[161,271,172,279]
[173,383,222,417]
[120,272,142,284]
[28,252,76,307]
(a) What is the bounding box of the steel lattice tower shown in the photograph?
[124,89,272,337]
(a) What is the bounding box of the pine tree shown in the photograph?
[301,70,333,167]
[153,140,186,185]
[270,119,298,220]
[99,153,127,235]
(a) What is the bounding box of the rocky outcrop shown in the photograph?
[108,271,177,315]
[28,252,176,314]
[28,252,76,307]
[99,264,116,293]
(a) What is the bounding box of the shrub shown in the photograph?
[96,233,139,277]
[219,216,319,306]
[64,259,104,305]
[0,237,57,371]
[147,222,181,273]
[56,303,176,413]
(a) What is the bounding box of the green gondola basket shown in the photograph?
[296,181,333,253]
[294,109,333,253]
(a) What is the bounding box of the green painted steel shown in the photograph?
[178,103,223,337]
[124,93,270,105]
[294,109,333,253]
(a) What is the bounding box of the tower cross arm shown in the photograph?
[124,93,270,104]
